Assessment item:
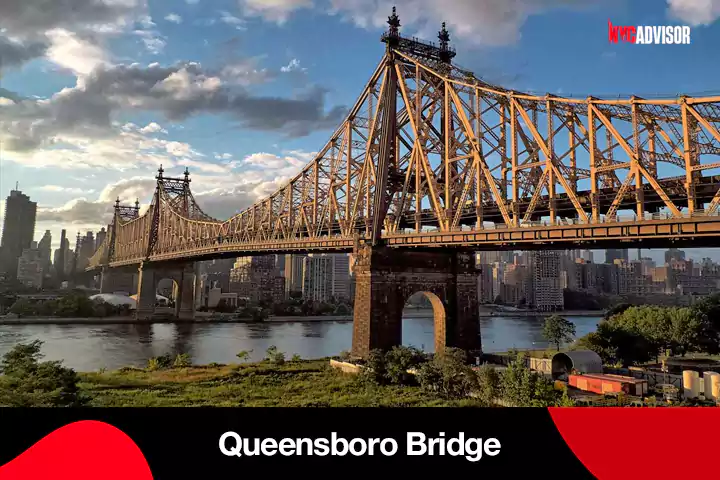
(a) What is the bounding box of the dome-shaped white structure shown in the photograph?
[89,293,137,309]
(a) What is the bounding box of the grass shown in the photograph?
[78,359,487,407]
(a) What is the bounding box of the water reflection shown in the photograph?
[0,315,601,372]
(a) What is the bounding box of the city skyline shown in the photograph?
[3,1,720,263]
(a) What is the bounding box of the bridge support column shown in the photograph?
[135,262,157,321]
[174,264,196,321]
[350,243,480,359]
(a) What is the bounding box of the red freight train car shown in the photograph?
[568,374,648,396]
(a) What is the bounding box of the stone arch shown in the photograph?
[136,262,196,321]
[156,276,179,305]
[402,290,447,354]
[351,246,480,358]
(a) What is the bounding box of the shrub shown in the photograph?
[500,353,558,407]
[264,346,286,365]
[416,348,479,399]
[475,364,501,405]
[173,353,192,368]
[0,340,86,407]
[384,346,426,385]
[360,349,387,385]
[147,354,172,371]
[291,354,302,362]
[236,350,252,362]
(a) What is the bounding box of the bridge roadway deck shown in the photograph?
[98,214,720,269]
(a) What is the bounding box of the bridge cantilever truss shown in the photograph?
[87,8,720,271]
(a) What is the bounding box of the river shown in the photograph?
[0,314,602,371]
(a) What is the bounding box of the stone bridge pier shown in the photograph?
[350,243,481,358]
[135,261,196,321]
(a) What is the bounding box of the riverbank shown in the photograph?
[79,359,485,407]
[478,309,605,318]
[0,308,604,325]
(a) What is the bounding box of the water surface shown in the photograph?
[0,315,602,371]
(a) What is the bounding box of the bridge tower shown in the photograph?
[98,198,140,295]
[135,166,198,321]
[351,11,480,358]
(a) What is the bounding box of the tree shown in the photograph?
[475,364,501,405]
[384,346,425,385]
[500,353,557,407]
[416,348,479,399]
[236,350,252,362]
[543,315,576,351]
[574,320,654,367]
[0,340,86,407]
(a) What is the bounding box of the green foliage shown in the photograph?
[604,303,632,320]
[147,354,172,371]
[264,345,286,365]
[0,340,85,407]
[542,315,576,350]
[236,350,252,362]
[576,304,719,366]
[556,386,576,407]
[500,353,557,407]
[337,350,351,361]
[8,293,129,318]
[173,353,192,368]
[291,354,302,362]
[475,363,501,405]
[384,346,426,385]
[416,348,479,399]
[360,349,387,385]
[80,359,489,407]
[690,294,720,354]
[574,320,654,367]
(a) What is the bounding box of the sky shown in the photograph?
[1,0,720,265]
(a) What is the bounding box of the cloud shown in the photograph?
[35,148,313,227]
[0,60,345,155]
[139,122,167,134]
[164,13,183,24]
[280,58,305,72]
[0,0,145,39]
[285,0,594,46]
[240,152,307,175]
[45,29,110,75]
[37,197,113,225]
[0,36,47,69]
[220,11,246,29]
[133,29,167,54]
[667,0,720,25]
[37,185,96,194]
[238,0,313,24]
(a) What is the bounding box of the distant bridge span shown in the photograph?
[85,9,720,357]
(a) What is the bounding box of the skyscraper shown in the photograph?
[55,229,68,281]
[38,230,52,275]
[605,249,629,264]
[0,188,37,279]
[95,227,107,251]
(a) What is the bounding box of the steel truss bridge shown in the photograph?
[87,11,720,272]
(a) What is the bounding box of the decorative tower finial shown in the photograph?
[115,197,120,209]
[438,21,453,64]
[158,164,164,177]
[387,6,400,37]
[439,22,450,49]
[134,198,140,211]
[184,167,190,182]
